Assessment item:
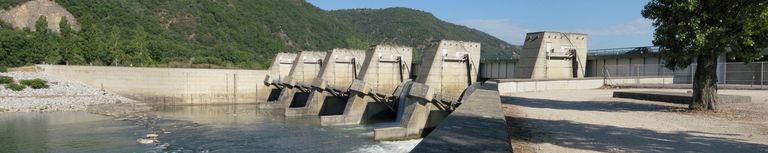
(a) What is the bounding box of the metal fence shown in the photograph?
[596,62,767,87]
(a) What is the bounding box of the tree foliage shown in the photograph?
[642,0,768,110]
[643,0,768,69]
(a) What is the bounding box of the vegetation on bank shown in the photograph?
[0,76,12,84]
[0,0,518,70]
[5,83,25,91]
[20,79,49,89]
[0,75,49,91]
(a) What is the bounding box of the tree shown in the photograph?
[129,25,154,66]
[59,17,72,35]
[642,0,768,111]
[59,17,85,65]
[107,26,125,66]
[34,16,48,33]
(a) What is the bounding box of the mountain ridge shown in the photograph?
[0,0,518,70]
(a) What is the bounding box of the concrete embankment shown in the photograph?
[38,65,270,105]
[411,83,512,153]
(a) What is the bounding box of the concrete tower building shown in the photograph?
[514,31,588,79]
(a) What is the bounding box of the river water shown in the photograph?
[0,105,420,153]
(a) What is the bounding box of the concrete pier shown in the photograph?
[262,53,297,102]
[260,51,326,109]
[320,45,414,125]
[373,40,481,140]
[411,83,512,153]
[285,48,365,116]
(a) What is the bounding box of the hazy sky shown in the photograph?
[307,0,654,49]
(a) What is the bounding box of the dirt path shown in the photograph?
[502,89,768,153]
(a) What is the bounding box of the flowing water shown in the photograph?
[0,105,420,153]
[0,112,151,152]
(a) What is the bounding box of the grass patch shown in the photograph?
[20,79,49,89]
[0,108,7,112]
[5,83,25,91]
[0,75,12,84]
[0,66,7,73]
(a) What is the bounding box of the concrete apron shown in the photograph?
[285,49,365,116]
[320,45,414,126]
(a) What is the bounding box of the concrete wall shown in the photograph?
[39,65,269,105]
[497,77,673,96]
[515,31,588,79]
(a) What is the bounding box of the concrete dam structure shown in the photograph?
[286,48,366,116]
[258,40,484,140]
[374,40,481,140]
[263,53,297,102]
[33,39,511,152]
[321,45,414,125]
[515,31,588,79]
[259,51,327,109]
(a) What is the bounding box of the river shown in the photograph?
[0,104,420,152]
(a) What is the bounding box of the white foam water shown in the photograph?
[348,139,422,153]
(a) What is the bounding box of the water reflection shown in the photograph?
[0,112,149,152]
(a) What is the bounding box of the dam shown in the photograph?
[33,40,512,152]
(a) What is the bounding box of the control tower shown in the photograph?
[514,31,588,79]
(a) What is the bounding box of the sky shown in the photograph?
[307,0,654,49]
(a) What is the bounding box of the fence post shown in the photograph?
[636,65,640,85]
[690,64,695,84]
[761,62,764,87]
[723,63,727,84]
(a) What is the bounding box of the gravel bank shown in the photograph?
[0,72,136,112]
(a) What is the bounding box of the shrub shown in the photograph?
[0,76,12,84]
[19,79,49,89]
[0,67,6,72]
[5,83,25,91]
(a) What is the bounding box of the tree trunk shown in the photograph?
[690,54,718,111]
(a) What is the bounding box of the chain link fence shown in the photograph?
[597,62,767,87]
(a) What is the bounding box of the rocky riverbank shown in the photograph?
[0,72,138,112]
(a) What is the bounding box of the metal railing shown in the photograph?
[594,62,767,87]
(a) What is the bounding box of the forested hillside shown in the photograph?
[0,0,517,70]
[330,7,520,55]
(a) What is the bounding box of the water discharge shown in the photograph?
[0,104,420,152]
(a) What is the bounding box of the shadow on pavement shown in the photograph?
[506,116,768,153]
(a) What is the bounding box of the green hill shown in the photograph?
[0,0,518,70]
[330,7,520,56]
